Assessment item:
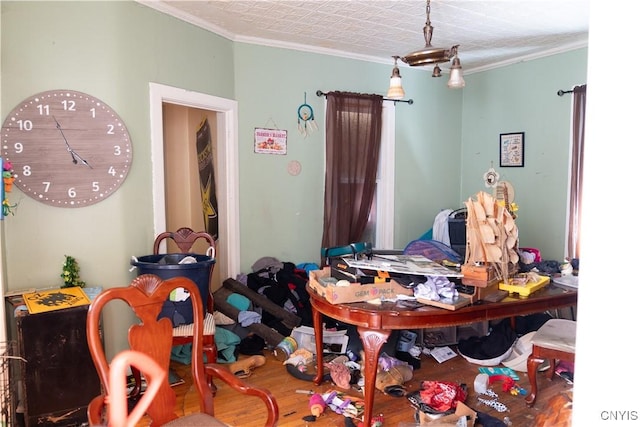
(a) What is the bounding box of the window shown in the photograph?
[362,102,395,248]
[321,92,385,250]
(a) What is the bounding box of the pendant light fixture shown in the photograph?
[432,64,442,78]
[387,55,405,99]
[399,0,465,89]
[447,48,465,88]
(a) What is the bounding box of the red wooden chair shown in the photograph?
[86,274,279,426]
[130,227,218,397]
[154,228,218,367]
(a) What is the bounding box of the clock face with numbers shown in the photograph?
[1,89,133,207]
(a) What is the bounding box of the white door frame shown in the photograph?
[149,83,240,280]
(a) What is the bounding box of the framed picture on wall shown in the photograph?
[254,127,287,155]
[500,132,525,167]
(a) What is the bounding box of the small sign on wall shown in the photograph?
[254,127,287,155]
[500,132,525,167]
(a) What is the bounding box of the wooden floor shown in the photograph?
[134,346,572,427]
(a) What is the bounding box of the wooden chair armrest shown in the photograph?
[204,363,279,426]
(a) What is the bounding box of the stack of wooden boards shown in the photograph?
[462,191,519,286]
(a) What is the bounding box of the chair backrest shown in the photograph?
[87,274,214,425]
[153,227,216,312]
[153,227,215,256]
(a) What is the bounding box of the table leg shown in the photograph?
[312,305,324,385]
[358,327,390,427]
[310,304,389,425]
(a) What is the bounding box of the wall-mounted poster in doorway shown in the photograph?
[254,128,287,154]
[196,118,219,239]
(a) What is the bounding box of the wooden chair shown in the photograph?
[86,274,279,426]
[130,227,218,398]
[153,228,218,368]
[525,318,576,407]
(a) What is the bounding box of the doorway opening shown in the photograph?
[149,83,240,285]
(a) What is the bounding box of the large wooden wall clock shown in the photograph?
[1,89,133,207]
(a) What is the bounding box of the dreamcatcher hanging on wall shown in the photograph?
[297,92,318,138]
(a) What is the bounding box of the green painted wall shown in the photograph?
[0,1,236,357]
[1,1,587,356]
[460,49,588,260]
[233,43,463,268]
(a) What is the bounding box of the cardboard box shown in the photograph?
[418,402,477,426]
[330,257,395,283]
[309,267,414,304]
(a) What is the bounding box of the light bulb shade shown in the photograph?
[447,57,465,89]
[432,64,442,78]
[387,63,405,99]
[387,75,405,99]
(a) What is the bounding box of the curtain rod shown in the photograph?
[557,89,574,97]
[316,90,414,105]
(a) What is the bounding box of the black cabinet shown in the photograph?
[6,298,101,427]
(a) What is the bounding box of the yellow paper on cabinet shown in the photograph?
[23,287,91,314]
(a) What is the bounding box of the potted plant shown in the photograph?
[61,255,86,288]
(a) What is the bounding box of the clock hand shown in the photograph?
[69,149,93,169]
[52,116,74,151]
[68,148,79,164]
[52,116,92,168]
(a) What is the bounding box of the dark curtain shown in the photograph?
[567,85,586,259]
[321,91,383,253]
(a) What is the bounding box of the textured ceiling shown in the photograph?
[139,0,590,73]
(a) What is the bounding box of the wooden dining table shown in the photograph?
[308,282,578,426]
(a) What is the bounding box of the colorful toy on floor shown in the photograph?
[322,390,365,419]
[488,374,526,395]
[309,393,327,417]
